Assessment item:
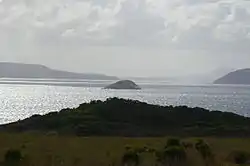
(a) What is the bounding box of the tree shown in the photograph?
[228,151,249,165]
[195,140,213,166]
[156,138,187,166]
[122,149,140,166]
[182,141,193,149]
[166,138,181,148]
[4,149,22,166]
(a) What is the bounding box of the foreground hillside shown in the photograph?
[0,133,249,166]
[1,98,250,137]
[214,68,250,85]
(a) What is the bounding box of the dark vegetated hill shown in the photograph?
[1,98,250,137]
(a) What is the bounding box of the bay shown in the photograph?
[0,80,250,124]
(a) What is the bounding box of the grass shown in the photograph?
[0,132,249,166]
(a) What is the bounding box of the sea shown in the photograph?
[0,79,250,124]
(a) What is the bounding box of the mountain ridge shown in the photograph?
[214,68,250,85]
[0,62,118,80]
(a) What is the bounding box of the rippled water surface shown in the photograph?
[1,83,250,124]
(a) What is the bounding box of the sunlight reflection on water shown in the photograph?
[0,83,250,124]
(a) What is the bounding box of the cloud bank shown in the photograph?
[0,0,250,76]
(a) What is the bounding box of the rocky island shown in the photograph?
[104,80,141,90]
[214,68,250,85]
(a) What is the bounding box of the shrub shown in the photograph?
[166,138,181,148]
[195,139,215,166]
[164,146,186,161]
[228,151,249,165]
[182,141,193,149]
[125,145,132,151]
[4,149,22,163]
[195,139,213,159]
[122,149,140,166]
[156,146,186,166]
[135,148,145,154]
[46,131,58,136]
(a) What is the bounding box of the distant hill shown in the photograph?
[214,69,250,85]
[0,63,118,80]
[1,98,250,137]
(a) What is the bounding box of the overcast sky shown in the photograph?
[0,0,250,77]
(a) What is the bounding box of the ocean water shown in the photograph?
[0,81,250,124]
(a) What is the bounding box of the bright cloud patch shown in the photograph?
[0,0,250,50]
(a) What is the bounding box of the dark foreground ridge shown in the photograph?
[1,98,250,137]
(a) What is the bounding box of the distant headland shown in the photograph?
[0,62,118,80]
[214,68,250,85]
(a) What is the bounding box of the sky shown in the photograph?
[0,0,250,77]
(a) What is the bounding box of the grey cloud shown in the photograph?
[0,0,249,76]
[105,0,166,46]
[233,7,249,21]
[1,0,250,50]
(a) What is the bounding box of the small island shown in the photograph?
[104,80,141,90]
